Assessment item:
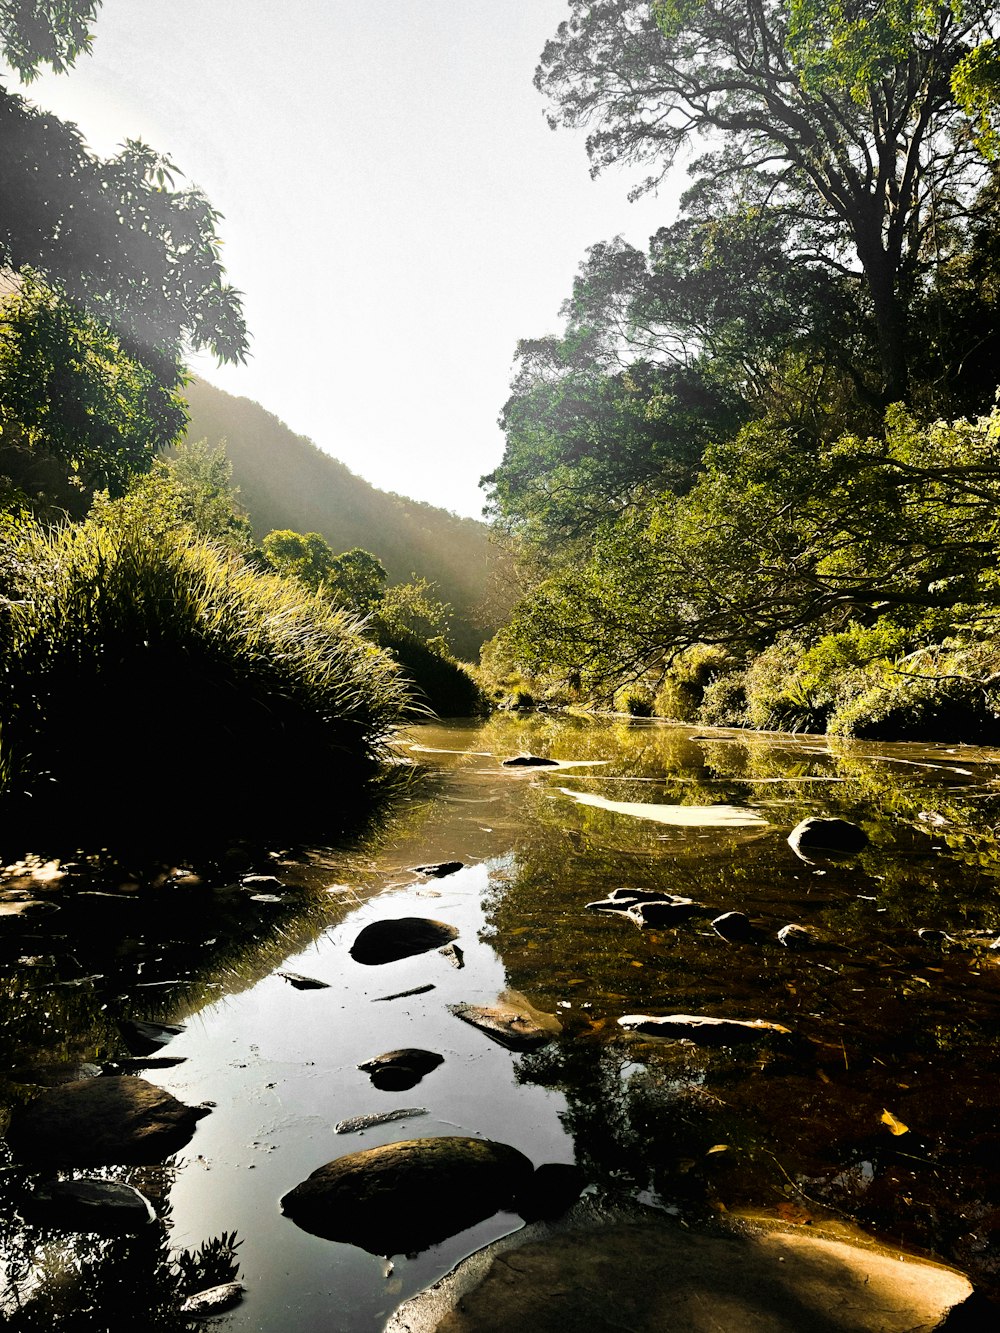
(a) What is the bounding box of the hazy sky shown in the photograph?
[24,0,679,518]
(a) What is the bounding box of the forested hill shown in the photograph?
[183,377,507,659]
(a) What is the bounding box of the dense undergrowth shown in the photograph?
[0,514,410,841]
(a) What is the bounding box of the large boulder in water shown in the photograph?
[281,1136,533,1255]
[7,1076,210,1165]
[22,1177,156,1232]
[788,816,868,858]
[350,917,458,965]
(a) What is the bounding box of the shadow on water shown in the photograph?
[3,713,1000,1325]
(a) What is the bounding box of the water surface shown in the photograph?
[4,714,1000,1326]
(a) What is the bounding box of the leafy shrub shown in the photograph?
[0,516,408,842]
[697,671,748,727]
[654,644,734,720]
[615,685,654,716]
[375,624,487,718]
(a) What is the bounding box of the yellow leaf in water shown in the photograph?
[706,1144,729,1154]
[630,960,643,968]
[881,1108,909,1135]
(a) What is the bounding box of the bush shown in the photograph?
[0,516,409,842]
[828,641,1000,741]
[614,685,654,716]
[654,645,734,720]
[375,624,488,718]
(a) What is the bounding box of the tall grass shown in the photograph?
[0,516,409,843]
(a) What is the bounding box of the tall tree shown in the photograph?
[537,0,997,402]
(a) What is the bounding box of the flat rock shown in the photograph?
[7,1076,210,1165]
[336,1107,428,1134]
[412,861,464,878]
[277,971,330,990]
[587,890,694,914]
[350,917,459,965]
[359,1049,445,1091]
[281,1136,533,1255]
[788,817,868,858]
[23,1177,156,1232]
[627,900,703,928]
[119,1019,186,1056]
[385,1204,977,1333]
[449,999,560,1051]
[501,754,558,768]
[619,1014,791,1046]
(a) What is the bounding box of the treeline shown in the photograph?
[482,0,1000,742]
[184,378,510,661]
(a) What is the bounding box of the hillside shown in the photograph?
[183,378,509,659]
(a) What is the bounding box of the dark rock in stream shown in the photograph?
[7,1076,210,1165]
[449,1000,560,1051]
[22,1177,156,1232]
[239,873,284,893]
[278,971,330,990]
[777,923,817,950]
[438,943,465,969]
[359,1049,445,1091]
[412,861,464,878]
[514,1163,587,1222]
[712,911,758,944]
[280,1136,533,1255]
[501,754,559,768]
[119,1018,186,1056]
[788,816,868,858]
[350,917,459,965]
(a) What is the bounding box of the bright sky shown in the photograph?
[23,0,678,518]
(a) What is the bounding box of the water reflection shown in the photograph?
[3,715,1000,1324]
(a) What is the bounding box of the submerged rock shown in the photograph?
[501,754,559,768]
[335,1108,428,1134]
[180,1283,244,1316]
[350,917,459,965]
[7,1076,210,1165]
[619,1013,792,1045]
[788,816,868,858]
[711,912,758,943]
[119,1019,186,1056]
[587,890,694,914]
[627,900,703,929]
[359,1049,444,1091]
[777,923,817,950]
[412,861,464,878]
[23,1177,156,1232]
[281,1136,533,1255]
[450,999,560,1051]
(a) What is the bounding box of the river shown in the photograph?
[3,714,1000,1328]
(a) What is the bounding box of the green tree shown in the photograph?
[538,0,997,402]
[0,0,101,80]
[0,277,186,514]
[261,529,338,590]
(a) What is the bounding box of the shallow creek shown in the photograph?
[4,713,1000,1328]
